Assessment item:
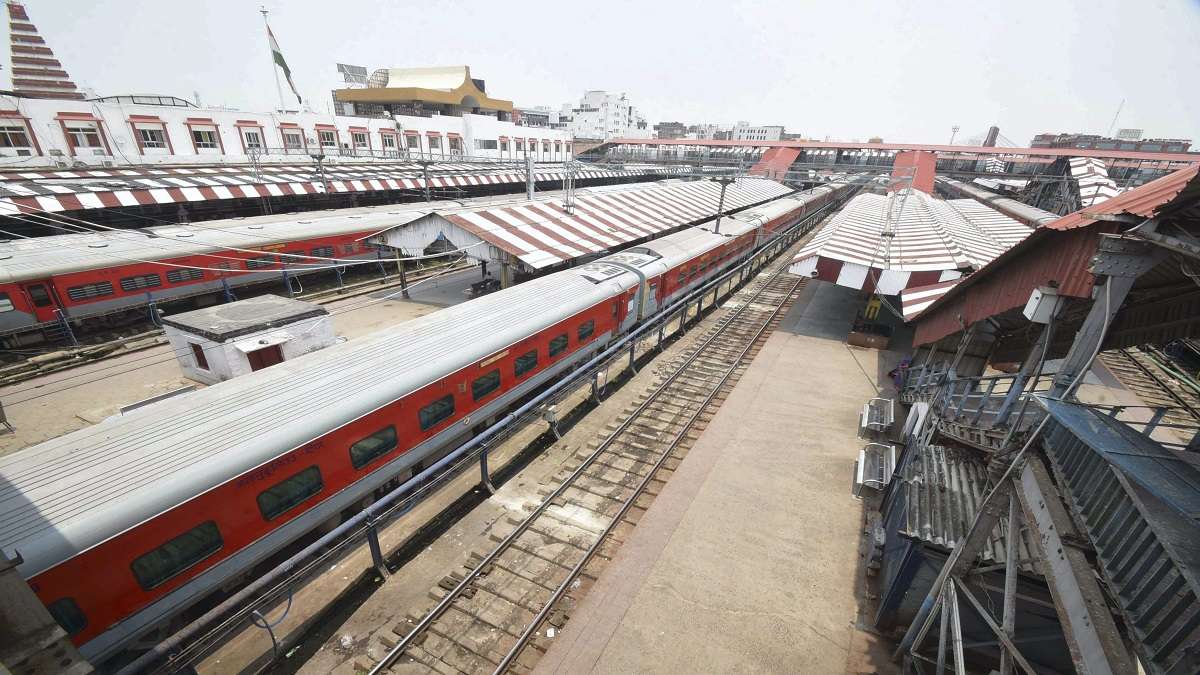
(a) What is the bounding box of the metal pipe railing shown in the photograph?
[118,186,850,675]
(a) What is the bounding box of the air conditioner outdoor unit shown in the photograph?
[48,149,64,156]
[16,149,30,156]
[92,149,106,156]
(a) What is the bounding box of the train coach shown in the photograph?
[0,198,448,346]
[0,184,846,664]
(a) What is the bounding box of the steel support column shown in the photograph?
[1016,459,1135,674]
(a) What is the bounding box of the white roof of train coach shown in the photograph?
[0,264,637,577]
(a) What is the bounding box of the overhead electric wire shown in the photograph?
[0,255,476,405]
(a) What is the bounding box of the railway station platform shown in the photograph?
[535,281,905,674]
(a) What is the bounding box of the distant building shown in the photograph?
[730,122,785,142]
[1115,128,1143,141]
[654,121,687,139]
[562,91,650,140]
[332,65,512,120]
[1030,132,1190,153]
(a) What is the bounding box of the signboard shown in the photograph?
[337,63,369,86]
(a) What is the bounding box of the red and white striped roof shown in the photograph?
[378,178,792,270]
[1070,157,1122,206]
[900,278,962,320]
[0,164,679,215]
[788,189,1032,295]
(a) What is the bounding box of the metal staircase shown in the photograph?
[898,365,1200,674]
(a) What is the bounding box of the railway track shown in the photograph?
[1099,347,1200,430]
[365,253,808,674]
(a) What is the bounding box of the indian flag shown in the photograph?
[267,25,302,104]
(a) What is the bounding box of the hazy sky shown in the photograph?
[22,0,1200,145]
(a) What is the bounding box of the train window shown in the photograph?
[514,349,538,378]
[245,256,274,270]
[211,262,234,277]
[257,466,323,521]
[549,333,568,358]
[0,292,12,312]
[349,425,398,469]
[578,320,595,342]
[341,243,356,254]
[66,282,113,302]
[27,284,52,307]
[46,597,87,636]
[131,521,223,591]
[689,264,698,278]
[310,246,334,258]
[166,269,204,284]
[119,274,162,292]
[472,369,501,401]
[419,395,455,431]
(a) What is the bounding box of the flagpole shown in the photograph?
[260,6,286,112]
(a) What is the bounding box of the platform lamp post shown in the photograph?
[308,137,328,195]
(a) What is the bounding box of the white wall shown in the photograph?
[0,95,573,168]
[165,314,336,385]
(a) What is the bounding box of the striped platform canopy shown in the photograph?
[789,189,1032,299]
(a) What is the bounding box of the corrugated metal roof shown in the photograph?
[750,147,801,179]
[0,163,681,215]
[1048,163,1200,230]
[419,178,795,270]
[788,190,1031,294]
[910,164,1200,347]
[891,443,1037,572]
[900,279,961,320]
[1069,157,1121,206]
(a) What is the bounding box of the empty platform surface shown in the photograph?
[535,281,903,675]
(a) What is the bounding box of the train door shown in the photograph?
[21,281,61,323]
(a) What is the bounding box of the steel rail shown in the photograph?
[121,192,850,675]
[370,248,804,675]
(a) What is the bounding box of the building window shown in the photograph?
[130,521,223,590]
[119,273,162,292]
[448,137,462,154]
[257,466,323,521]
[500,140,508,152]
[190,343,209,370]
[66,281,113,301]
[473,369,501,401]
[516,139,525,152]
[549,333,568,358]
[282,131,303,150]
[66,122,104,149]
[46,598,87,637]
[352,131,369,149]
[138,127,167,149]
[381,134,397,149]
[243,130,263,150]
[192,128,219,149]
[349,425,398,469]
[166,268,204,284]
[578,320,595,342]
[318,130,337,147]
[515,349,538,378]
[543,141,551,153]
[405,135,420,151]
[475,139,498,150]
[0,123,31,149]
[428,136,442,152]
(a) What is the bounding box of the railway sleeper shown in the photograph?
[389,643,468,675]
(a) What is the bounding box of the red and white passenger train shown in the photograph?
[0,183,846,663]
[0,199,446,345]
